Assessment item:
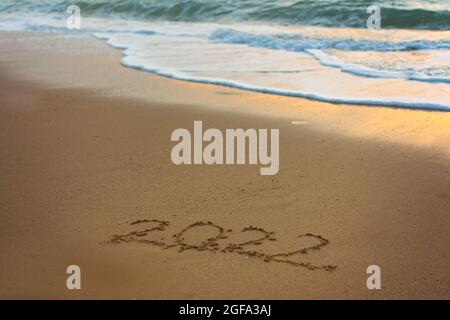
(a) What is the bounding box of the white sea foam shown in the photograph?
[0,13,449,111]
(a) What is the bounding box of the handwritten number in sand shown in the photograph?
[110,219,176,249]
[173,221,227,252]
[108,219,337,271]
[267,233,337,272]
[224,226,274,259]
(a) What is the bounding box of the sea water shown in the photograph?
[0,0,448,110]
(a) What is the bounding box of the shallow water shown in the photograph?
[0,1,449,110]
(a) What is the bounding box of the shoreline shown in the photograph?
[1,31,449,158]
[0,31,449,299]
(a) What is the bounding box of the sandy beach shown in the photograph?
[0,32,449,299]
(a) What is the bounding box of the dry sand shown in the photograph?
[0,32,449,299]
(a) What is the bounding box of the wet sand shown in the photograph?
[0,32,449,299]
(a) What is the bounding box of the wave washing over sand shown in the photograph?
[0,0,449,110]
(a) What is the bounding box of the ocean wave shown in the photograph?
[209,28,450,52]
[0,6,449,111]
[306,49,450,83]
[92,28,450,111]
[209,28,450,83]
[0,0,449,30]
[120,52,450,111]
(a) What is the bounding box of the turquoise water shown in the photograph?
[0,0,449,30]
[0,1,449,110]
